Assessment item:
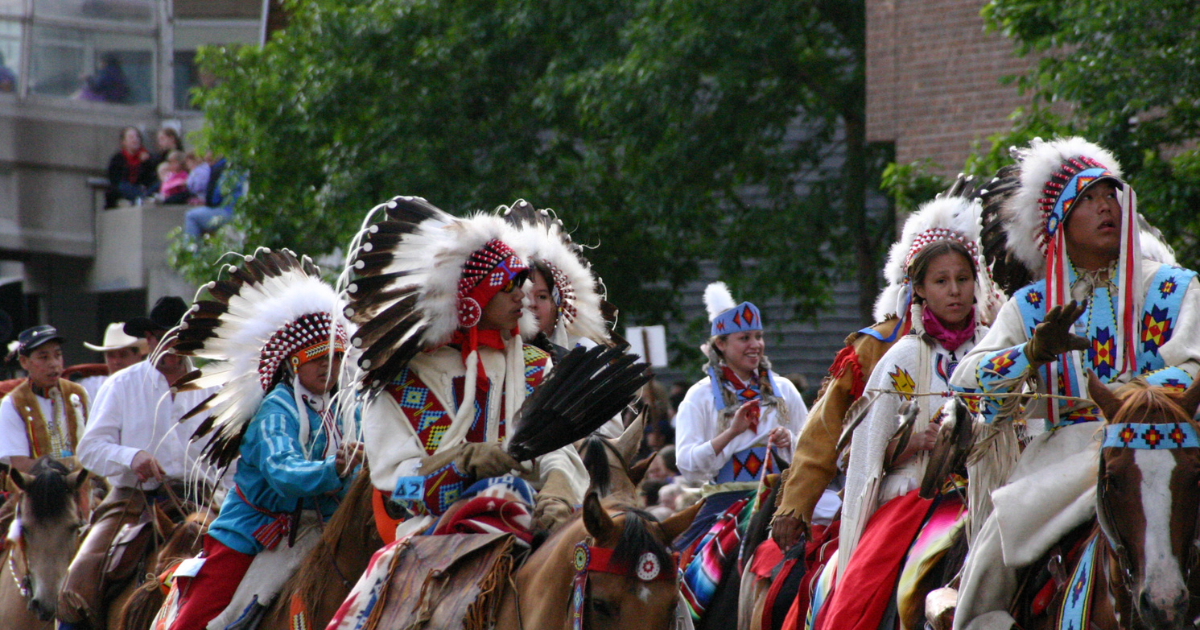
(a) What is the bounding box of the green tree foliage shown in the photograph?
[976,0,1200,266]
[189,0,890,324]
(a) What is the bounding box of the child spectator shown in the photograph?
[155,150,190,204]
[185,152,210,203]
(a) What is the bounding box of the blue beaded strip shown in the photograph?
[1102,422,1200,450]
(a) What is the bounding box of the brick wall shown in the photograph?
[867,0,1032,175]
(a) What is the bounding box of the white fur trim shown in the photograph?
[505,201,610,345]
[1003,137,1123,277]
[703,282,738,322]
[883,195,1006,326]
[343,199,527,350]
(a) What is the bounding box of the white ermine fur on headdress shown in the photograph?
[502,200,610,348]
[703,282,738,324]
[1002,137,1123,277]
[166,248,348,468]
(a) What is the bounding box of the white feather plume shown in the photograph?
[703,282,738,323]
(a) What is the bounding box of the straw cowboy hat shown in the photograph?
[83,322,148,353]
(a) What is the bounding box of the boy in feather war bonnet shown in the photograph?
[341,196,587,543]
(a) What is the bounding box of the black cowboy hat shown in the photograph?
[124,296,188,338]
[17,324,64,356]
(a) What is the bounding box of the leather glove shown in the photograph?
[533,468,576,531]
[419,442,523,480]
[1025,301,1090,366]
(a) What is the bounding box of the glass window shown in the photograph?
[34,0,155,23]
[30,25,155,104]
[0,20,20,95]
[0,1,22,15]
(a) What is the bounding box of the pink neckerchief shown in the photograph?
[921,306,975,353]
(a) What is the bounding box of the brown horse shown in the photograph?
[112,507,215,630]
[0,459,89,628]
[494,491,700,630]
[1019,374,1200,630]
[256,467,382,630]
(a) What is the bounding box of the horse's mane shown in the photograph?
[579,436,614,497]
[23,457,74,522]
[608,506,674,575]
[288,468,378,615]
[1111,384,1195,428]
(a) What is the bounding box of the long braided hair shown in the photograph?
[704,336,788,432]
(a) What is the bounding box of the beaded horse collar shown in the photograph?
[1102,422,1200,449]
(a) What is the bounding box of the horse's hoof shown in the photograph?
[925,587,957,630]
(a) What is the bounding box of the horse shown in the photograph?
[1013,373,1200,630]
[256,468,382,630]
[578,412,654,503]
[0,458,89,628]
[494,490,701,629]
[113,507,215,630]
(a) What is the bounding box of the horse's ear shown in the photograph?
[581,491,615,540]
[659,497,704,542]
[66,467,89,491]
[1177,377,1200,420]
[1088,371,1123,421]
[628,451,657,487]
[615,410,646,465]
[9,466,29,492]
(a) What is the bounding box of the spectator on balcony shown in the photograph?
[105,127,156,208]
[78,52,129,104]
[155,150,190,204]
[153,127,184,167]
[184,155,246,239]
[185,151,210,203]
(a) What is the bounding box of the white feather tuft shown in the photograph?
[703,282,737,322]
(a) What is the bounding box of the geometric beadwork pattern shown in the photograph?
[1102,422,1200,450]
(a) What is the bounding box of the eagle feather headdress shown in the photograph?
[165,247,349,469]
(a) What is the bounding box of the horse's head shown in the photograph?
[505,490,699,629]
[577,414,652,503]
[1090,373,1200,629]
[8,458,88,621]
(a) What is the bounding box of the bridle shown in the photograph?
[1096,421,1200,595]
[504,510,678,630]
[568,534,676,630]
[5,503,32,600]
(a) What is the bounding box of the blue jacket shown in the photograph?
[208,383,354,554]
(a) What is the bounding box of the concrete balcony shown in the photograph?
[88,202,194,299]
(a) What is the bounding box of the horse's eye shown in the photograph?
[591,598,620,619]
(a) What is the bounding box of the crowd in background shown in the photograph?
[104,125,245,239]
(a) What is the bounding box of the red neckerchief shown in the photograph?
[121,148,144,183]
[921,306,975,353]
[722,366,761,431]
[444,327,514,397]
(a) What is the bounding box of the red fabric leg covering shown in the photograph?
[815,490,931,630]
[168,536,255,630]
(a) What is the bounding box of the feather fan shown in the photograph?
[506,344,651,461]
